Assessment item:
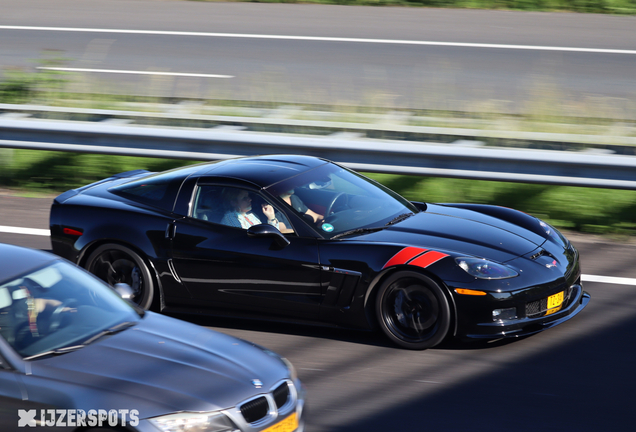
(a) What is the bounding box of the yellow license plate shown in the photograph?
[545,291,564,315]
[262,413,298,432]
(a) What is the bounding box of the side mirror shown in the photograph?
[114,283,134,300]
[247,224,290,248]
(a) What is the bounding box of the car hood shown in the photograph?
[27,313,288,419]
[361,204,547,262]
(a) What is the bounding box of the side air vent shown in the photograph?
[530,249,545,260]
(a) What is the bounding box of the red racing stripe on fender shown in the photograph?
[408,251,449,268]
[383,247,427,269]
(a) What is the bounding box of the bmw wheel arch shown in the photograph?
[375,270,452,350]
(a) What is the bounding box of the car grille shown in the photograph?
[240,396,270,423]
[237,380,295,425]
[273,382,290,408]
[526,285,575,318]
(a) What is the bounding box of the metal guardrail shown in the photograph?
[1,113,636,190]
[2,102,636,150]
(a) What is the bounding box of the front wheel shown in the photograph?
[85,244,155,310]
[375,271,450,350]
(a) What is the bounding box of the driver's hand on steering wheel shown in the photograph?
[306,209,324,223]
[35,299,77,313]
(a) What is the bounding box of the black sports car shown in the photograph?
[50,155,590,350]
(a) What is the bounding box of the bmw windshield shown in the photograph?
[0,260,141,359]
[266,162,419,238]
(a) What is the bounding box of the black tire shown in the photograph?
[375,271,450,350]
[85,244,155,310]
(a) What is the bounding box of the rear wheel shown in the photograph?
[375,271,450,350]
[85,244,155,310]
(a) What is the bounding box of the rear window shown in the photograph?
[110,168,192,212]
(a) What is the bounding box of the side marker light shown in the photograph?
[455,288,487,296]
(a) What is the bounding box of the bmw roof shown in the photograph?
[0,244,58,284]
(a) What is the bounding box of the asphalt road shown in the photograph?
[1,192,635,431]
[2,1,636,114]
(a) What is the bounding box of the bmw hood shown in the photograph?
[27,313,290,419]
[365,204,548,262]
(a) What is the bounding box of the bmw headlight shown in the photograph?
[281,356,298,382]
[148,412,239,432]
[260,347,297,381]
[456,257,518,280]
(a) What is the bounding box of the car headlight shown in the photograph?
[539,220,553,236]
[539,219,568,246]
[245,341,298,382]
[281,356,298,382]
[456,257,518,280]
[260,347,297,382]
[148,412,239,432]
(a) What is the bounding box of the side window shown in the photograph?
[191,186,226,224]
[192,186,292,233]
[110,169,187,212]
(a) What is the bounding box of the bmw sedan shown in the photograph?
[0,243,304,432]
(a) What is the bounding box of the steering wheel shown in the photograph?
[48,298,78,333]
[324,192,347,217]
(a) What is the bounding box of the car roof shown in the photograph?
[0,244,58,284]
[198,154,330,188]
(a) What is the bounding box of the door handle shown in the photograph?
[165,223,177,239]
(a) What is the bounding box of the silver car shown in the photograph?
[0,243,305,432]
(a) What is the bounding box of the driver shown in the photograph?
[0,279,76,349]
[279,189,324,224]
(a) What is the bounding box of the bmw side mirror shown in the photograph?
[114,283,134,300]
[247,224,290,248]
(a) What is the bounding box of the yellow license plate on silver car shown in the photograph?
[545,291,564,315]
[262,413,298,432]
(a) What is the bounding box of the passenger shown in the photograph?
[279,189,324,223]
[220,189,289,231]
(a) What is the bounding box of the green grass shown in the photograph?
[0,150,199,192]
[2,149,635,237]
[367,172,636,236]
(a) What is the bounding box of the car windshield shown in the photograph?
[266,163,419,238]
[0,260,141,359]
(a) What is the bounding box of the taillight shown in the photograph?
[63,227,83,236]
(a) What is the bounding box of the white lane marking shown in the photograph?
[2,25,636,55]
[1,224,635,285]
[0,225,50,236]
[37,67,233,79]
[581,274,636,286]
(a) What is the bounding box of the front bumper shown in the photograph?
[462,283,590,340]
[133,378,305,432]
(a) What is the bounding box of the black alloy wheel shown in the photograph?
[85,244,155,310]
[376,271,450,350]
